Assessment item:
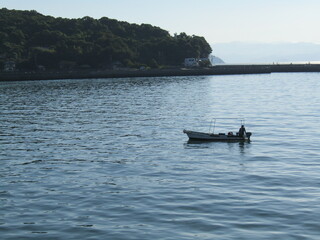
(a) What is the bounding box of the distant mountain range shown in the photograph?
[209,55,224,64]
[211,42,320,64]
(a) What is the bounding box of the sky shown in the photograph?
[2,0,320,44]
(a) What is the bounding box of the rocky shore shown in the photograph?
[1,64,320,82]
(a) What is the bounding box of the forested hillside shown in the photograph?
[0,8,212,70]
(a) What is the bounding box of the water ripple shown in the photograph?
[1,74,320,239]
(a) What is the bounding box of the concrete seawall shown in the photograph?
[1,64,320,82]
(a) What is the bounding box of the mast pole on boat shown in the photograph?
[209,118,216,134]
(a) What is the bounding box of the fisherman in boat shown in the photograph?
[238,125,246,137]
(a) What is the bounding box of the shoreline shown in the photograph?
[1,64,320,82]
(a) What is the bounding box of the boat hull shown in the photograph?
[183,130,251,142]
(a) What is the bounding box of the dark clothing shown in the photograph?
[239,125,246,137]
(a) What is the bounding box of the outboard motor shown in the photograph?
[246,132,252,141]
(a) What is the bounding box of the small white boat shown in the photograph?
[183,118,252,142]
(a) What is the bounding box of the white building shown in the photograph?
[184,58,199,67]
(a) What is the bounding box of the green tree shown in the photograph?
[0,8,212,70]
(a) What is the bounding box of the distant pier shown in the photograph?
[1,63,320,81]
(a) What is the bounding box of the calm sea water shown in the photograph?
[1,73,320,240]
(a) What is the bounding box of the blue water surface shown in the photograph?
[1,73,320,239]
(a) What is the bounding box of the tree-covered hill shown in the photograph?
[0,8,212,70]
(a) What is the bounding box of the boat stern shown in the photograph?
[246,132,252,140]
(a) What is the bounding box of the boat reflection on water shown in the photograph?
[184,138,252,156]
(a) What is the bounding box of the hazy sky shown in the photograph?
[2,0,320,44]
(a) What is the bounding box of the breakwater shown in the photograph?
[1,63,320,81]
